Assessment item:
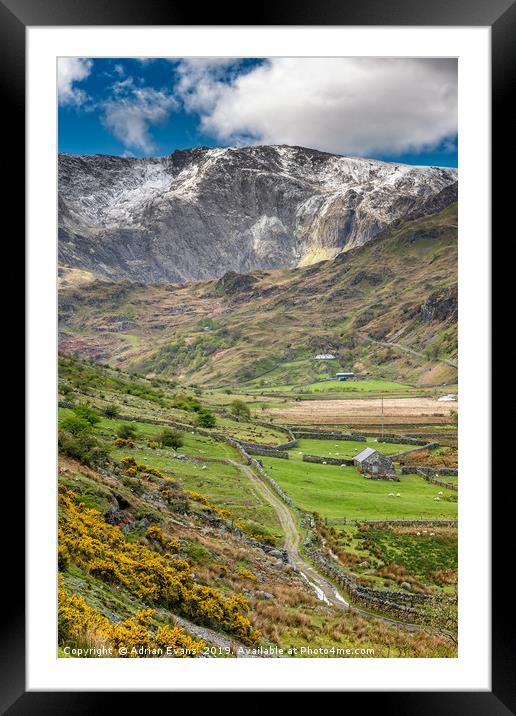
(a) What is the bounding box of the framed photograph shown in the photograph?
[9,0,508,706]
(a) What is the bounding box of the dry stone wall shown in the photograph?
[292,429,366,442]
[361,519,457,527]
[302,454,353,466]
[401,466,458,476]
[377,436,432,447]
[237,440,289,459]
[390,442,439,458]
[402,467,458,491]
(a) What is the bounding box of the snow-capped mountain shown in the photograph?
[58,145,457,283]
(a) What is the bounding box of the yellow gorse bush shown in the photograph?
[58,487,260,644]
[58,578,205,657]
[188,491,210,506]
[145,525,180,553]
[120,456,172,481]
[188,491,236,523]
[236,568,259,583]
[114,437,135,447]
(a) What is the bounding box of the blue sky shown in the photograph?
[58,58,458,167]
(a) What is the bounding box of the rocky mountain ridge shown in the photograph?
[59,145,457,284]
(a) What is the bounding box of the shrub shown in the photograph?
[145,525,180,553]
[230,400,251,419]
[195,409,216,428]
[236,568,258,583]
[73,404,101,425]
[121,456,137,467]
[158,428,184,450]
[104,405,120,419]
[117,423,137,440]
[58,430,108,467]
[172,395,202,413]
[114,437,135,448]
[60,415,92,436]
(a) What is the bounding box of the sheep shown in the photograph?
[388,493,395,497]
[434,497,441,501]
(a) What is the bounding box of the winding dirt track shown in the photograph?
[228,459,424,633]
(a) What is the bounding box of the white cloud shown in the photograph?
[57,58,93,107]
[101,80,178,152]
[175,59,244,114]
[178,58,457,156]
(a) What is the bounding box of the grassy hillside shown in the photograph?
[59,203,457,388]
[58,355,457,658]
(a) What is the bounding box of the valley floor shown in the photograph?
[57,356,458,658]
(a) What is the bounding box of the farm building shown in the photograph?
[353,447,398,481]
[335,372,355,381]
[314,354,336,360]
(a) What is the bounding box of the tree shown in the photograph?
[104,404,120,419]
[196,409,216,428]
[430,587,458,646]
[73,404,101,425]
[117,423,137,440]
[158,428,184,450]
[230,399,251,419]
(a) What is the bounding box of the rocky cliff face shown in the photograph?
[59,145,457,284]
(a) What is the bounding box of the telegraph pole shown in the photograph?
[381,395,384,438]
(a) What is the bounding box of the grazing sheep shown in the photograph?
[434,497,441,501]
[396,493,401,497]
[388,493,395,497]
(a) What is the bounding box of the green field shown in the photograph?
[361,527,457,582]
[295,437,414,460]
[263,444,458,520]
[243,378,420,397]
[307,379,415,394]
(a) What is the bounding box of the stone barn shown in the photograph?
[353,447,398,481]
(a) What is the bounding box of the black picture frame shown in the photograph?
[6,0,508,709]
